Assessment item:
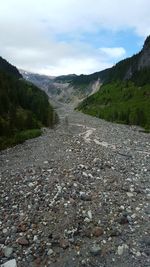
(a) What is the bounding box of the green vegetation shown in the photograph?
[54,74,77,83]
[0,129,42,151]
[0,56,22,79]
[76,36,150,131]
[131,67,150,86]
[0,59,58,150]
[71,36,150,88]
[77,81,150,131]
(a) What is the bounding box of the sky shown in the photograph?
[0,0,150,76]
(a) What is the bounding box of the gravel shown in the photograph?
[0,103,150,267]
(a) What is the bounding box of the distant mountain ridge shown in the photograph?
[19,69,54,93]
[21,36,150,107]
[20,70,99,104]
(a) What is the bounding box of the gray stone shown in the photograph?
[3,247,13,258]
[47,249,53,256]
[90,244,101,256]
[80,192,91,201]
[117,244,128,255]
[1,259,17,267]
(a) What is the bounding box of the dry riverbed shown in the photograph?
[0,104,150,267]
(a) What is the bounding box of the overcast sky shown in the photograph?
[0,0,149,76]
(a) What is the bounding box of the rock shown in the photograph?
[143,248,150,256]
[1,259,17,267]
[2,228,8,234]
[117,244,128,255]
[47,248,54,256]
[17,222,27,232]
[118,213,129,224]
[3,247,13,258]
[33,235,38,242]
[84,217,91,223]
[87,210,92,220]
[16,237,29,245]
[83,172,88,177]
[80,192,91,201]
[93,158,100,163]
[34,257,41,265]
[136,251,141,257]
[92,227,103,237]
[141,236,150,246]
[109,229,121,237]
[126,192,134,197]
[83,228,92,238]
[81,195,91,201]
[59,239,69,249]
[90,244,101,256]
[28,182,34,187]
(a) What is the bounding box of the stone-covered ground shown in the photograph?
[0,104,150,267]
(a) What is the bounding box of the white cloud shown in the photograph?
[38,57,112,76]
[99,47,126,59]
[1,0,148,36]
[0,0,149,75]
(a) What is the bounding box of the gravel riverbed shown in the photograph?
[0,104,150,267]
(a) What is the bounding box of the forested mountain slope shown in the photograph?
[77,36,150,131]
[0,58,57,150]
[72,36,150,86]
[0,56,22,79]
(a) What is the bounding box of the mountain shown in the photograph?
[71,36,150,87]
[23,35,149,104]
[21,70,101,105]
[77,36,150,131]
[0,56,22,79]
[54,74,77,83]
[0,58,57,150]
[20,70,55,92]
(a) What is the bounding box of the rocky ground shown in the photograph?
[0,103,150,267]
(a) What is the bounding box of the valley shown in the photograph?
[0,103,150,267]
[0,32,150,267]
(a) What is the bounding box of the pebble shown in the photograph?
[47,249,54,256]
[141,236,150,246]
[80,192,91,201]
[126,192,134,197]
[2,229,8,234]
[59,239,69,249]
[84,217,91,223]
[118,213,129,224]
[136,251,141,257]
[92,227,104,237]
[87,210,92,220]
[16,237,29,245]
[1,259,17,267]
[33,235,38,242]
[90,245,101,256]
[3,247,13,258]
[117,244,128,255]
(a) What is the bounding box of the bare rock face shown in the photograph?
[138,36,150,70]
[124,36,150,79]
